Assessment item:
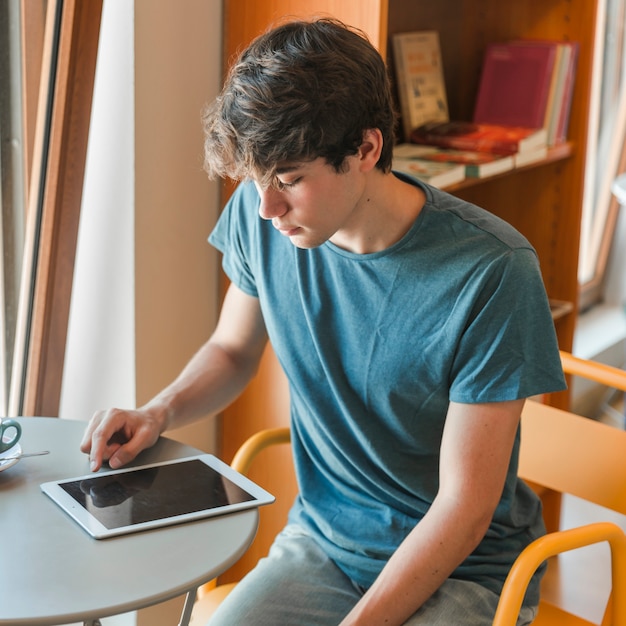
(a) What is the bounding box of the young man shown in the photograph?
[81,18,566,625]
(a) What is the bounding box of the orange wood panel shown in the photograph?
[225,0,388,60]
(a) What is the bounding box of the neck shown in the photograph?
[330,171,426,254]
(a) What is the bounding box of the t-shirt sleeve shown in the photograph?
[449,247,566,403]
[208,182,260,298]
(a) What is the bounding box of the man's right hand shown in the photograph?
[80,407,165,472]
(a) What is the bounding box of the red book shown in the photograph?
[473,41,557,129]
[504,39,579,145]
[410,121,547,156]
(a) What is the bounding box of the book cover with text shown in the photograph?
[392,31,449,140]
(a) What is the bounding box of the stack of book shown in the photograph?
[394,121,550,187]
[393,142,515,187]
[391,32,579,184]
[392,146,467,188]
[408,121,548,168]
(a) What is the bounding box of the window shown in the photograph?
[0,0,102,416]
[579,0,626,311]
[0,0,42,413]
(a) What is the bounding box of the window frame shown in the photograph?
[8,0,102,416]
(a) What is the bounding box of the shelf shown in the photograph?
[444,142,574,193]
[550,299,575,322]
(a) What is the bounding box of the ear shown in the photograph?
[358,128,384,172]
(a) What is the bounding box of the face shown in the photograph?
[254,156,366,250]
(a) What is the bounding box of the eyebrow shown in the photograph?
[275,164,303,175]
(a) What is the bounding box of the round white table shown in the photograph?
[0,417,258,626]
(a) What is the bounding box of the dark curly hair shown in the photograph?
[202,18,398,187]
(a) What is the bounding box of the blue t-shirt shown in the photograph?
[209,174,566,605]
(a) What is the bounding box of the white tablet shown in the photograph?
[40,454,275,539]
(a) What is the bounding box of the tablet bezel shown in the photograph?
[40,453,275,539]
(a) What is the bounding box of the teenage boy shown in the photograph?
[82,18,565,625]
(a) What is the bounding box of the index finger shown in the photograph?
[81,409,128,471]
[79,415,101,454]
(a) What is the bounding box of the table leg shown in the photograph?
[178,588,198,626]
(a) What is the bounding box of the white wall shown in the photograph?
[133,0,222,454]
[61,0,223,446]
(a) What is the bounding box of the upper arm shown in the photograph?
[211,283,269,373]
[439,399,525,521]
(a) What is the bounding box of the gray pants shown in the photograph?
[207,524,537,625]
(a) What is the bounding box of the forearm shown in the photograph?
[340,496,491,626]
[81,285,267,470]
[141,337,264,433]
[342,400,522,625]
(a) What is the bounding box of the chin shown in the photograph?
[290,237,326,250]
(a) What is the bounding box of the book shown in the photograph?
[393,156,466,189]
[513,145,549,168]
[542,42,569,145]
[554,42,579,144]
[508,39,576,145]
[393,143,514,178]
[410,121,547,156]
[473,41,557,129]
[392,31,449,140]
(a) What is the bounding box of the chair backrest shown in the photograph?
[519,400,626,516]
[560,350,626,393]
[498,352,626,626]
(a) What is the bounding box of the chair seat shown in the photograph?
[534,601,596,626]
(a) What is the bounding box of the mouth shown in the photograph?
[274,222,301,237]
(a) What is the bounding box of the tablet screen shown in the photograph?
[41,454,274,538]
[60,459,256,529]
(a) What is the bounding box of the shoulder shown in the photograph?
[226,180,261,214]
[422,185,534,253]
[212,181,267,245]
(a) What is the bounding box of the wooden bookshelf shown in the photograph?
[217,0,600,582]
[446,142,575,193]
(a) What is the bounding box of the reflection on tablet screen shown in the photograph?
[60,459,256,529]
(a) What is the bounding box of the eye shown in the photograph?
[276,176,302,190]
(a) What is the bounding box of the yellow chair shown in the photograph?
[494,351,626,625]
[533,351,626,534]
[190,428,292,624]
[192,352,626,625]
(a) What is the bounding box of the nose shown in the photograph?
[257,186,288,221]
